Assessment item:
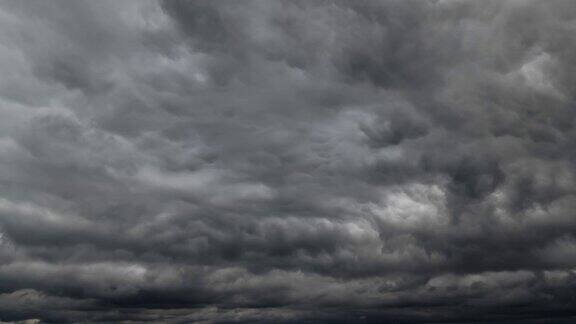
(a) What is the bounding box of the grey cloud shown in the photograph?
[1,0,576,322]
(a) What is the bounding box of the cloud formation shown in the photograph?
[1,0,576,322]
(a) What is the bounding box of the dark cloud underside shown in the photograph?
[1,0,576,323]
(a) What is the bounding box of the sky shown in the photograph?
[1,0,576,323]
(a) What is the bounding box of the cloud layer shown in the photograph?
[1,0,576,322]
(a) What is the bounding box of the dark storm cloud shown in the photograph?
[1,0,576,322]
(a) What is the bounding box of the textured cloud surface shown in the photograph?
[1,0,576,323]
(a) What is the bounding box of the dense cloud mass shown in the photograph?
[1,0,576,322]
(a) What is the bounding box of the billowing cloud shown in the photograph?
[1,0,576,322]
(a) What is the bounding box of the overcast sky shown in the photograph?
[1,0,576,323]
